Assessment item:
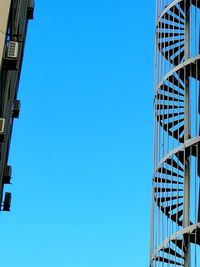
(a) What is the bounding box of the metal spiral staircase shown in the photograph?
[151,0,200,266]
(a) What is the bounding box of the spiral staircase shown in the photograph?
[151,1,200,266]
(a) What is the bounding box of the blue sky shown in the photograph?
[0,1,155,266]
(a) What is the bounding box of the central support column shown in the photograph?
[183,5,190,267]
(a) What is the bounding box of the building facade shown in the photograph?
[150,0,200,266]
[0,0,34,211]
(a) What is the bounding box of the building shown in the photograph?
[150,0,200,266]
[0,0,34,212]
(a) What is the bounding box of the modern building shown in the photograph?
[0,0,34,212]
[150,0,200,266]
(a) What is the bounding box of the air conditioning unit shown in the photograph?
[2,192,11,212]
[3,165,12,184]
[0,118,5,132]
[7,41,19,58]
[0,118,5,142]
[12,100,21,118]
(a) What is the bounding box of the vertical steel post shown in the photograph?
[183,5,190,267]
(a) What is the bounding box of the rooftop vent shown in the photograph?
[3,192,11,212]
[12,100,21,118]
[3,166,12,184]
[27,0,35,19]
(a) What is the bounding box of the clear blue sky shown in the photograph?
[0,1,155,266]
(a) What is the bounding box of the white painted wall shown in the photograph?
[0,0,11,70]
